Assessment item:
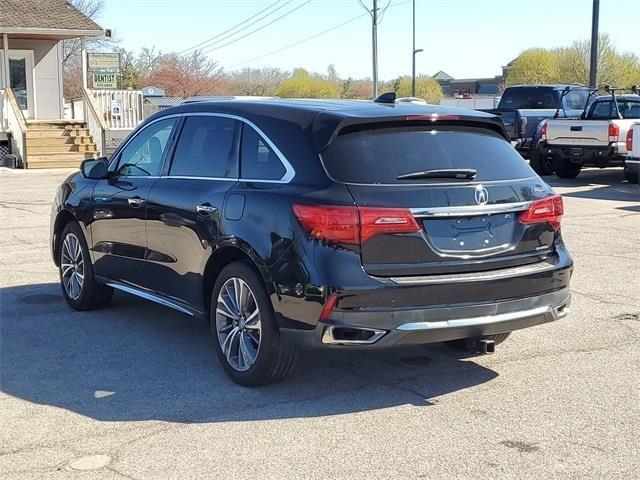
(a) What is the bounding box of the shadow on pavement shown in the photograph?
[0,283,497,423]
[543,168,639,203]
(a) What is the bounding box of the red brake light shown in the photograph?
[359,207,421,242]
[292,205,421,245]
[519,195,564,231]
[626,128,634,151]
[608,122,620,142]
[540,121,547,141]
[291,205,359,244]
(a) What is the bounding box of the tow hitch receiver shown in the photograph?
[467,338,495,354]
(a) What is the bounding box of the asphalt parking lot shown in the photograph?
[1,167,639,479]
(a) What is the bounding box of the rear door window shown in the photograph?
[321,126,535,184]
[169,116,240,178]
[499,89,559,109]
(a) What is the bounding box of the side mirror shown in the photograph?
[81,157,109,179]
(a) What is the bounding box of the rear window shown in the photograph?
[498,88,559,109]
[589,99,640,119]
[321,126,535,184]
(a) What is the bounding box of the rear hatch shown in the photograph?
[546,119,610,147]
[321,122,560,277]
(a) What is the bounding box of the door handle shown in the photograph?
[196,204,218,216]
[128,197,146,208]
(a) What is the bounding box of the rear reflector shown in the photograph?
[292,204,421,245]
[608,122,620,142]
[627,128,634,152]
[519,195,564,231]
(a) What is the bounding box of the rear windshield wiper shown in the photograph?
[396,168,477,181]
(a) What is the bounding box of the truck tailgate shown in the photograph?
[546,119,610,146]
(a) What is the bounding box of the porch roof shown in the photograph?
[0,0,103,38]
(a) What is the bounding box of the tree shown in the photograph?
[506,34,640,88]
[119,47,164,89]
[505,48,560,85]
[387,75,443,104]
[226,67,289,96]
[276,68,341,98]
[144,51,224,98]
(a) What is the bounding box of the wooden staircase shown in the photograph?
[26,120,98,169]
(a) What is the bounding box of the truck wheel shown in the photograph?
[555,160,581,179]
[529,151,554,176]
[624,170,639,184]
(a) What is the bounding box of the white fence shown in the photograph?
[89,89,143,130]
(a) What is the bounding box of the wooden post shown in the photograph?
[2,33,10,90]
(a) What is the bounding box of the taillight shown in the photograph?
[519,195,564,231]
[291,205,359,244]
[359,207,421,242]
[292,204,421,245]
[540,121,547,141]
[626,128,634,152]
[608,122,620,142]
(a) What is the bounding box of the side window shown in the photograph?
[169,116,239,178]
[240,125,285,181]
[117,118,176,176]
[565,91,586,110]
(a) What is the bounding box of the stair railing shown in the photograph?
[3,88,27,166]
[82,88,107,157]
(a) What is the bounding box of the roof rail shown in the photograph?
[182,96,278,104]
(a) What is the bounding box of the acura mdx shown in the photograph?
[50,98,573,385]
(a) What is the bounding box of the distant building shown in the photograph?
[433,70,504,98]
[142,86,183,118]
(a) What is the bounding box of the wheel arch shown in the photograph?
[52,209,79,266]
[202,242,273,314]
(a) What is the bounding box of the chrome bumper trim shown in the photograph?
[396,305,553,331]
[410,201,531,218]
[387,260,556,285]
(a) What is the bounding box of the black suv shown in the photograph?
[50,99,573,385]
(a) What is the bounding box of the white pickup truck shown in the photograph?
[625,123,640,183]
[534,94,640,178]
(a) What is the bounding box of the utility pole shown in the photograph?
[411,0,423,97]
[589,0,599,87]
[372,0,379,99]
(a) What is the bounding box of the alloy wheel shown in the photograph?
[61,232,84,300]
[215,277,262,372]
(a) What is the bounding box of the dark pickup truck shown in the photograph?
[483,85,591,157]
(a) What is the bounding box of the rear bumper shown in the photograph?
[625,158,640,174]
[542,142,623,165]
[282,288,570,349]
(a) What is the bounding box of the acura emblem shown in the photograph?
[474,185,489,205]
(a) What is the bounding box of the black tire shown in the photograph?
[555,160,582,179]
[624,169,639,184]
[447,332,512,351]
[59,222,113,310]
[210,261,298,386]
[529,150,555,176]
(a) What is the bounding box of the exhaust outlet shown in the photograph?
[322,326,386,346]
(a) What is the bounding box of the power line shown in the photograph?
[229,12,369,68]
[199,0,312,56]
[178,0,289,55]
[228,0,410,69]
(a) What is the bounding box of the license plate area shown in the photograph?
[570,147,584,156]
[422,213,517,256]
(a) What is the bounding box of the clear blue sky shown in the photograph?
[100,0,639,80]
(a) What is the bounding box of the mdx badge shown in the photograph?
[474,185,489,205]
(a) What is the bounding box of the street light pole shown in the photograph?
[589,0,600,87]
